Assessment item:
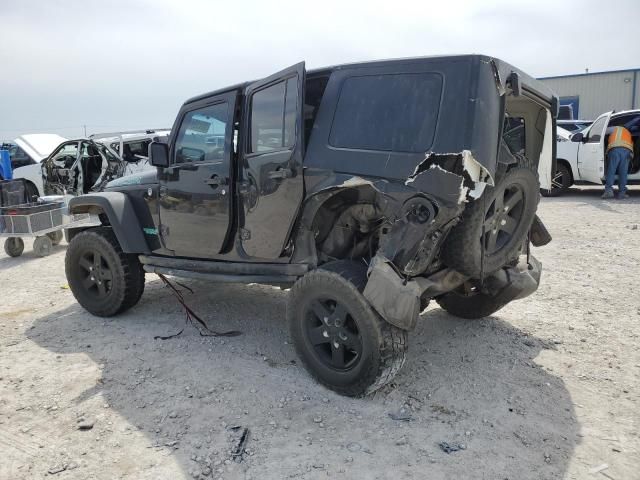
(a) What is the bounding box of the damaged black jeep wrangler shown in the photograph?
[65,55,556,396]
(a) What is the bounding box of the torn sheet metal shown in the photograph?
[405,150,493,205]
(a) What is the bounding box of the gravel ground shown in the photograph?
[1,187,639,480]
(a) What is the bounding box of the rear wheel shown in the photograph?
[541,162,571,197]
[4,238,24,257]
[288,260,407,397]
[437,283,507,319]
[65,227,145,317]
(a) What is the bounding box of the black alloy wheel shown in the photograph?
[77,249,114,300]
[482,182,525,255]
[304,297,363,371]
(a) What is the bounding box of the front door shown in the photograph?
[239,62,305,259]
[577,111,612,184]
[158,91,237,258]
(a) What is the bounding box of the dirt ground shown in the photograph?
[1,187,639,480]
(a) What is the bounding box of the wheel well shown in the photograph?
[309,187,383,265]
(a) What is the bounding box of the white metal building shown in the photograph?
[538,68,640,120]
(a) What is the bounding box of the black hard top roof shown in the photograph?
[183,54,555,107]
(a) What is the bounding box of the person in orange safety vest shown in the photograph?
[602,126,634,199]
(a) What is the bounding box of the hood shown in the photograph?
[104,168,158,189]
[14,134,67,162]
[556,127,572,141]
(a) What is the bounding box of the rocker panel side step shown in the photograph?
[139,255,309,276]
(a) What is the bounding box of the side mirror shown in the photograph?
[149,142,169,167]
[571,132,584,143]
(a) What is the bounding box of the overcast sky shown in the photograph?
[1,0,639,141]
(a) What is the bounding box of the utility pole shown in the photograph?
[83,124,87,137]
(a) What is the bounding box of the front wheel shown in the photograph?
[65,227,145,317]
[288,261,407,397]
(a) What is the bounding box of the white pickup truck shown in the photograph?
[544,109,640,196]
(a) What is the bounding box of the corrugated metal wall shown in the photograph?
[539,70,639,120]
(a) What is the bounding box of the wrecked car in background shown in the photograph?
[11,131,168,197]
[63,55,557,396]
[89,129,170,165]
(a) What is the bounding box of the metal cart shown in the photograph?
[0,180,99,257]
[0,201,98,257]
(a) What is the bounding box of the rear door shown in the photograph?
[577,111,612,184]
[239,63,305,259]
[158,91,237,257]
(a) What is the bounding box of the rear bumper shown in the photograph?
[363,254,542,331]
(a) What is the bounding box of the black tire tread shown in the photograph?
[65,227,145,316]
[288,261,407,397]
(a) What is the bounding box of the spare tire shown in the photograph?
[441,167,539,278]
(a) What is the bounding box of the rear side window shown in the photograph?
[329,73,443,152]
[250,77,298,153]
[503,117,526,155]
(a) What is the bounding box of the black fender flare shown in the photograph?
[68,192,150,253]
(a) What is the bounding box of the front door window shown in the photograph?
[174,103,228,164]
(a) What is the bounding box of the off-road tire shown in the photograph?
[541,162,571,197]
[4,238,24,257]
[437,286,507,319]
[288,260,407,397]
[47,230,64,246]
[66,227,145,317]
[441,167,540,278]
[33,235,53,257]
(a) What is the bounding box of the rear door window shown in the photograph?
[329,73,443,152]
[249,77,298,153]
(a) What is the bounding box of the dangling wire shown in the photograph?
[154,273,242,340]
